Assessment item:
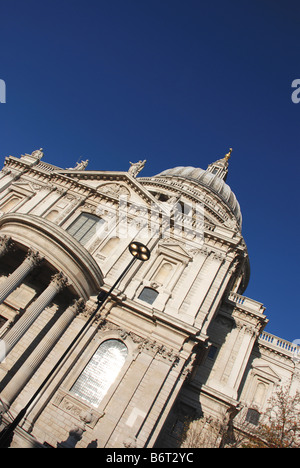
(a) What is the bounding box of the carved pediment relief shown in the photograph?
[57,171,160,207]
[97,183,131,198]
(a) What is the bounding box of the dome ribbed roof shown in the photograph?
[155,165,242,227]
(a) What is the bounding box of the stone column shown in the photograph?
[1,298,85,405]
[0,236,12,257]
[0,272,68,361]
[0,249,43,305]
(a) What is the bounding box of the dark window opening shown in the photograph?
[207,345,218,360]
[245,408,260,426]
[138,287,159,305]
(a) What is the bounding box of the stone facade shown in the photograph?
[0,148,298,448]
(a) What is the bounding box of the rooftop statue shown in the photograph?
[128,159,146,177]
[67,159,89,170]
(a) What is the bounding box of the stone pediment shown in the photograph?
[56,170,161,208]
[252,364,281,381]
[10,181,36,195]
[157,240,193,262]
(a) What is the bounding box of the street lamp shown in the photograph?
[129,241,150,261]
[0,241,150,448]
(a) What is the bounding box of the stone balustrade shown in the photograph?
[228,291,265,314]
[259,331,300,358]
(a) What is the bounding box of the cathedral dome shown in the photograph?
[154,150,242,227]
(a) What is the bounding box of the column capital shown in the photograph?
[68,298,85,316]
[50,272,69,291]
[25,248,44,267]
[0,235,13,255]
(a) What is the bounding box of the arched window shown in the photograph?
[71,339,128,407]
[138,287,159,305]
[254,382,267,406]
[154,262,173,284]
[67,212,105,245]
[45,209,59,222]
[0,196,21,213]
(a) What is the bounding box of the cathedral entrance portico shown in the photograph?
[0,213,104,300]
[0,213,103,418]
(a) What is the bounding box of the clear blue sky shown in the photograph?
[0,0,299,341]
